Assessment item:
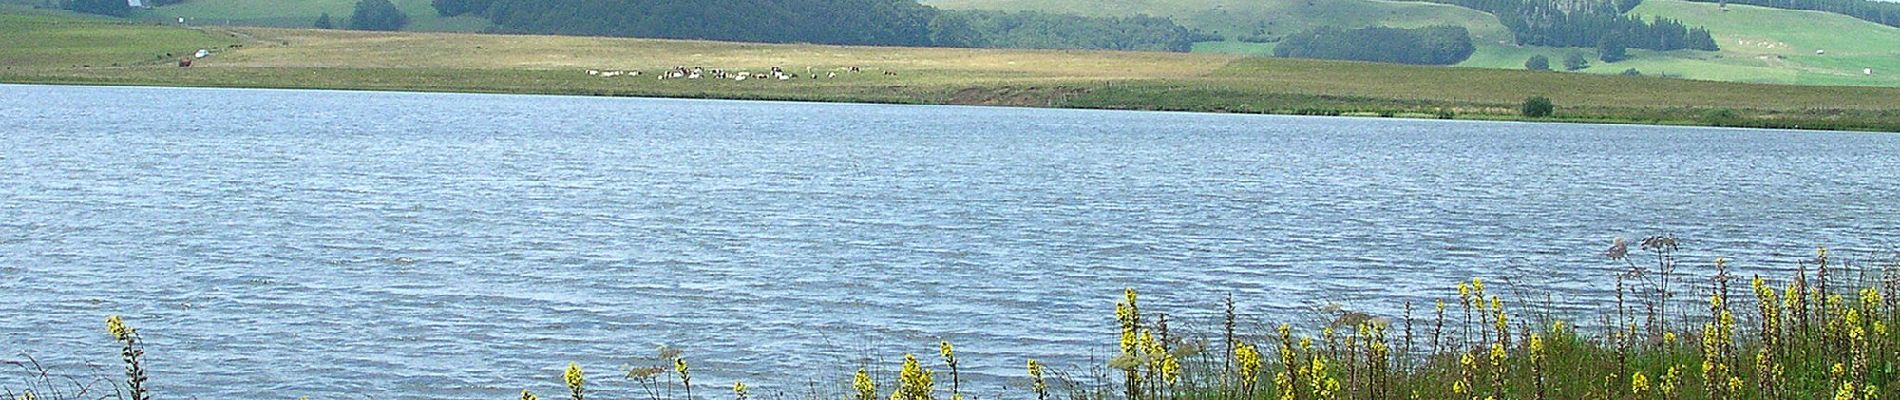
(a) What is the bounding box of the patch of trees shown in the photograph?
[928,10,1208,52]
[61,0,184,16]
[1525,55,1551,70]
[61,0,130,16]
[1522,96,1554,117]
[1564,52,1590,70]
[435,0,937,46]
[1272,25,1476,65]
[1682,0,1900,28]
[315,12,335,29]
[349,0,408,31]
[428,0,1204,51]
[1417,0,1718,52]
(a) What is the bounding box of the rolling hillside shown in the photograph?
[925,0,1519,57]
[129,0,492,32]
[0,6,238,67]
[1457,0,1900,86]
[929,0,1900,86]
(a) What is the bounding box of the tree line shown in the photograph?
[1272,25,1476,65]
[1415,0,1718,52]
[928,10,1211,52]
[428,0,1206,52]
[1683,0,1900,27]
[59,0,183,17]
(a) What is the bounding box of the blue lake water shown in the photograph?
[2,84,1897,399]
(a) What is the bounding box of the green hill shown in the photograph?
[0,6,238,67]
[929,0,1900,86]
[1457,0,1900,86]
[925,0,1519,57]
[130,0,492,32]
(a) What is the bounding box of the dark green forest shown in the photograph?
[1683,0,1900,27]
[1272,25,1476,65]
[1414,0,1718,52]
[929,10,1210,52]
[430,0,1204,51]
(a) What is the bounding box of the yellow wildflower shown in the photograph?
[522,390,538,400]
[564,362,585,400]
[1235,343,1262,389]
[106,315,133,342]
[1660,366,1681,398]
[1632,372,1652,398]
[855,367,877,400]
[892,354,934,400]
[734,381,749,400]
[1026,359,1046,400]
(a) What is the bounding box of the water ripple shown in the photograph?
[2,85,1898,399]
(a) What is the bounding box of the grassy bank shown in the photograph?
[5,8,1900,131]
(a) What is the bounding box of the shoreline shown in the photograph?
[5,14,1900,132]
[6,73,1895,133]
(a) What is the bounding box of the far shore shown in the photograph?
[5,12,1900,132]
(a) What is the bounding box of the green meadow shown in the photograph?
[929,0,1900,86]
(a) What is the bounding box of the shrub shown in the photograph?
[348,0,409,31]
[1564,53,1590,71]
[1522,96,1554,118]
[1526,55,1551,71]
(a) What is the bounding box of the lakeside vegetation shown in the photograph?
[10,241,1897,400]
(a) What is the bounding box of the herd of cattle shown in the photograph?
[586,66,900,81]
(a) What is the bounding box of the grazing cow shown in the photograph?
[884,71,898,76]
[587,69,601,76]
[827,72,837,78]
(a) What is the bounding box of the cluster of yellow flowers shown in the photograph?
[106,315,134,342]
[856,368,878,400]
[1630,371,1652,398]
[1026,359,1046,400]
[891,354,935,400]
[733,381,748,400]
[1235,342,1262,393]
[563,362,585,400]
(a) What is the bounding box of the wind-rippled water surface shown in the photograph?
[2,84,1897,399]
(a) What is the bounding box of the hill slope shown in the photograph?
[925,0,1518,57]
[931,0,1900,86]
[131,0,492,32]
[0,6,238,67]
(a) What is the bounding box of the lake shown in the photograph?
[2,84,1896,399]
